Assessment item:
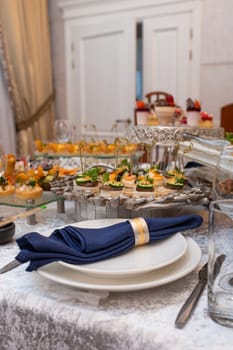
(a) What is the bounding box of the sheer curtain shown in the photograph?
[0,0,55,156]
[0,63,16,154]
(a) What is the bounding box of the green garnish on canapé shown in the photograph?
[76,167,101,184]
[108,181,124,189]
[136,182,154,189]
[75,176,91,185]
[167,176,185,188]
[27,180,36,187]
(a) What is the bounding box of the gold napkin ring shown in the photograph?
[128,217,150,246]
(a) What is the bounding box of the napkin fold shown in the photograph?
[15,215,203,271]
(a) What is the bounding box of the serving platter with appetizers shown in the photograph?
[0,143,211,214]
[59,159,210,211]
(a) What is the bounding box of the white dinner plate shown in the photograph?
[37,237,201,292]
[58,219,187,278]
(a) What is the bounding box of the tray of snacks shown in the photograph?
[48,159,211,212]
[0,149,211,214]
[34,138,140,159]
[0,155,71,207]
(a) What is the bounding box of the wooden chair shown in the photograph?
[145,91,170,105]
[221,103,233,133]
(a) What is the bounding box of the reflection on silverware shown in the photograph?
[0,259,22,274]
[213,254,226,279]
[175,262,208,329]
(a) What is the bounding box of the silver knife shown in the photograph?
[175,254,225,329]
[0,259,22,274]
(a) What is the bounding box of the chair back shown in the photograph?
[221,104,233,133]
[145,91,170,105]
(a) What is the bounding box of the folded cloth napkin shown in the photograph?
[15,215,203,271]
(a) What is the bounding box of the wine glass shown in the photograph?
[54,120,71,143]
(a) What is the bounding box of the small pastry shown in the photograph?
[15,183,43,200]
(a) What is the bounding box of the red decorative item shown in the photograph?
[200,111,213,121]
[166,94,175,107]
[136,100,145,109]
[180,116,187,125]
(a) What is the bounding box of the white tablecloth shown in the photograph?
[0,202,232,350]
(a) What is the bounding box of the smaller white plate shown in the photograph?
[58,219,187,278]
[37,237,201,292]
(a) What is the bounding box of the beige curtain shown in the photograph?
[0,0,55,156]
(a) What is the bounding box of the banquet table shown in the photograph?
[0,202,233,350]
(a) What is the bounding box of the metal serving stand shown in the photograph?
[126,126,224,166]
[47,126,225,221]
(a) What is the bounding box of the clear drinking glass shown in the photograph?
[54,120,70,143]
[212,146,233,200]
[208,199,233,327]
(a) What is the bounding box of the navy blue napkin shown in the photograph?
[16,215,203,271]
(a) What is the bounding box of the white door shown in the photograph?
[143,12,193,109]
[67,18,136,138]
